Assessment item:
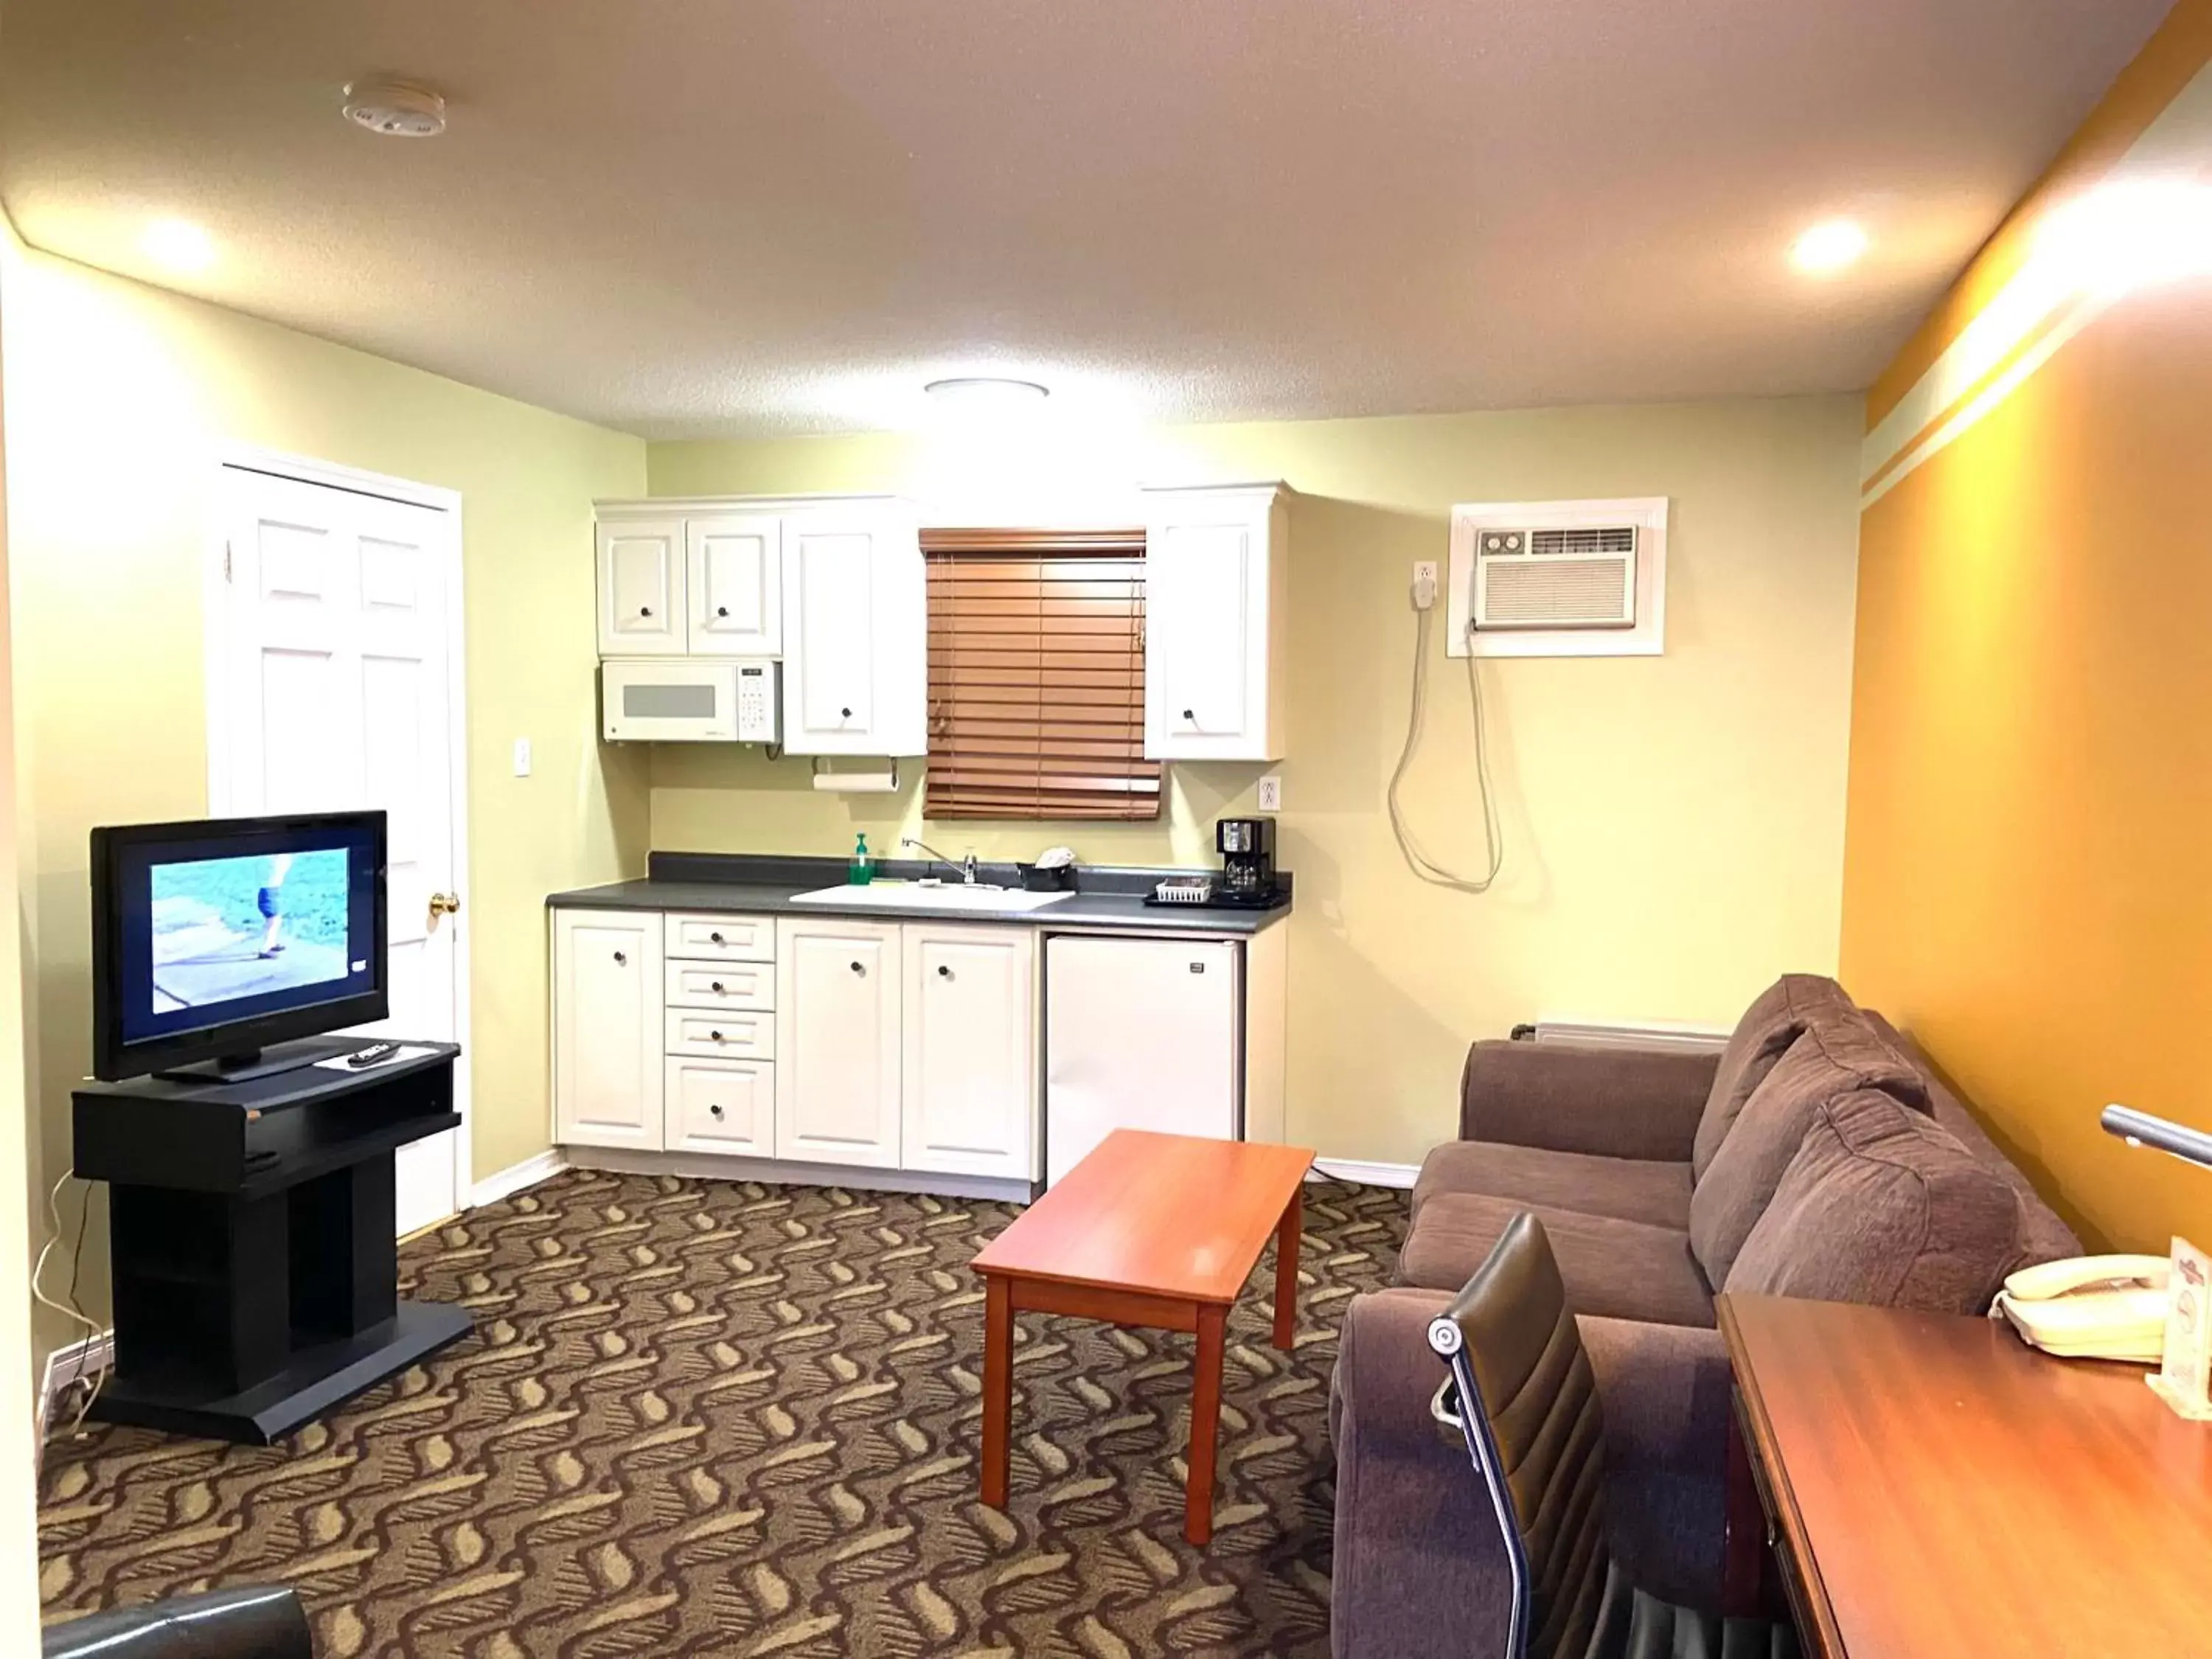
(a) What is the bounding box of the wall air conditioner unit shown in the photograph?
[1472,524,1638,630]
[1448,497,1669,659]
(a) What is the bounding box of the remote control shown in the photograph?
[345,1042,401,1068]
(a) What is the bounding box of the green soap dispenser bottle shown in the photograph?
[848,832,874,886]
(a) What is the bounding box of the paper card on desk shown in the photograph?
[313,1044,442,1072]
[2151,1235,2212,1421]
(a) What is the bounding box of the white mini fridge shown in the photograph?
[1043,935,1242,1187]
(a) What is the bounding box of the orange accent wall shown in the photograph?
[1868,0,2212,428]
[1843,11,2212,1251]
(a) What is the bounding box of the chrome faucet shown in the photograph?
[902,836,979,885]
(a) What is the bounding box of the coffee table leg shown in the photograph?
[1186,1301,1226,1546]
[982,1274,1012,1509]
[1273,1189,1302,1352]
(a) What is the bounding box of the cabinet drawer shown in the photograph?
[664,1057,773,1155]
[665,1009,775,1061]
[664,959,773,1012]
[666,912,775,963]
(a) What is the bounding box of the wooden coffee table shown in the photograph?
[972,1128,1317,1545]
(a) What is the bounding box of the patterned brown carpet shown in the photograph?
[38,1169,1408,1657]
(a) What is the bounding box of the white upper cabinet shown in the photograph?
[686,513,783,657]
[781,504,926,757]
[1143,484,1290,762]
[597,518,687,655]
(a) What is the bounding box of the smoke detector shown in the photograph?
[341,80,447,139]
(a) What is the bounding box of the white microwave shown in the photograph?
[602,658,779,743]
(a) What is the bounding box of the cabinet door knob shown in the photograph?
[709,931,725,945]
[840,706,852,720]
[639,605,653,616]
[1181,707,1196,722]
[709,1029,723,1041]
[709,1103,725,1119]
[936,964,952,979]
[613,950,627,965]
[716,605,730,618]
[710,981,726,993]
[850,960,866,975]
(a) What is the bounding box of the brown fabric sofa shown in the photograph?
[1329,975,2079,1659]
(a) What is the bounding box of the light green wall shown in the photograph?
[650,397,1866,1168]
[1,233,650,1364]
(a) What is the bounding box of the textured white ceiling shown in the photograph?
[0,1,2172,438]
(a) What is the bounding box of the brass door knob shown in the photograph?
[429,891,462,917]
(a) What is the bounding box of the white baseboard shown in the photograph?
[1311,1158,1419,1189]
[38,1328,116,1448]
[470,1149,570,1208]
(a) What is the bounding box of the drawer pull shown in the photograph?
[709,931,726,945]
[710,981,726,993]
[709,1029,724,1042]
[850,960,866,975]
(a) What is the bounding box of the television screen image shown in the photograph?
[92,812,389,1079]
[150,848,359,1015]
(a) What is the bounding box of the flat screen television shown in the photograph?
[90,810,389,1081]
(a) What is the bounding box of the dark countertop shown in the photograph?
[547,852,1293,935]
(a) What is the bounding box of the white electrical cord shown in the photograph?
[1388,580,1504,893]
[33,1169,109,1439]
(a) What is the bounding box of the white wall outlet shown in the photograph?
[1256,774,1282,812]
[1412,560,1439,611]
[512,737,532,777]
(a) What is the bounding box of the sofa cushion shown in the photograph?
[1691,975,1854,1180]
[1398,1192,1715,1329]
[1413,1141,1694,1232]
[1859,1009,2081,1273]
[1725,1088,2028,1315]
[1688,1010,1931,1287]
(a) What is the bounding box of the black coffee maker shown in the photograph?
[1215,816,1281,905]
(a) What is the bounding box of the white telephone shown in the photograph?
[1992,1253,2170,1363]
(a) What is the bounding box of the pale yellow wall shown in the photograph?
[0,212,47,1656]
[650,397,1865,1166]
[0,232,650,1363]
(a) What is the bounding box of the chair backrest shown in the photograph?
[1427,1212,1611,1659]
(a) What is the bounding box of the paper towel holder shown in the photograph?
[810,757,901,793]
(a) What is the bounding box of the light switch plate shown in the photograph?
[1256,774,1282,812]
[512,737,532,777]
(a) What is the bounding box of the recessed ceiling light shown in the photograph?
[1791,219,1870,276]
[924,377,1051,408]
[342,79,448,139]
[141,218,216,274]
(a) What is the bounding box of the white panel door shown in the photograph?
[775,918,902,1167]
[1147,519,1252,752]
[552,910,663,1150]
[597,518,686,655]
[780,505,926,756]
[903,925,1037,1180]
[686,514,782,657]
[215,463,466,1234]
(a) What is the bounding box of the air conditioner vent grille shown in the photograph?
[1480,559,1637,627]
[1531,526,1635,557]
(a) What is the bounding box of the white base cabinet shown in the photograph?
[903,925,1037,1180]
[775,917,903,1169]
[552,909,664,1150]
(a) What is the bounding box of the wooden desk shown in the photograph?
[971,1130,1315,1545]
[1719,1293,2212,1658]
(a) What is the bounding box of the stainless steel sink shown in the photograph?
[788,882,1074,913]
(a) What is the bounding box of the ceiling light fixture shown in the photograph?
[924,377,1051,410]
[1790,218,1870,276]
[141,217,216,274]
[342,79,448,139]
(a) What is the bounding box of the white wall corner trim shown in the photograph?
[1311,1158,1420,1190]
[470,1149,570,1208]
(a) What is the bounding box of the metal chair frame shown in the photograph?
[1428,1308,1535,1659]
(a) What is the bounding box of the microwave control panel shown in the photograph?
[734,661,780,743]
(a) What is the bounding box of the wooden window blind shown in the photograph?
[922,528,1161,821]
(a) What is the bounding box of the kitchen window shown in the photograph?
[922,528,1161,821]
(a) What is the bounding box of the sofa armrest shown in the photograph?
[1577,1315,1732,1610]
[1330,1288,1516,1659]
[1458,1040,1719,1161]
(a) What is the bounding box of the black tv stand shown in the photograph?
[72,1042,470,1444]
[152,1033,368,1085]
